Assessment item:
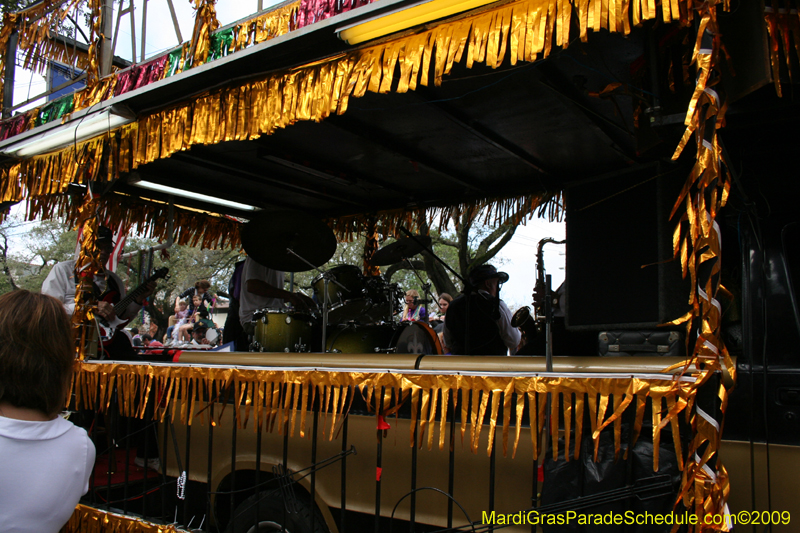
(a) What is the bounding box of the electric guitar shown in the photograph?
[98,267,170,344]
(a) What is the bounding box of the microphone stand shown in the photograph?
[285,248,347,352]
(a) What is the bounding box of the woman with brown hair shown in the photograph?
[0,290,95,533]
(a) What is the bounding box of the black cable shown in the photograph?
[388,487,475,533]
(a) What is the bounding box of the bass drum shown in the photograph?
[393,321,443,355]
[253,309,319,353]
[326,324,396,354]
[326,322,442,355]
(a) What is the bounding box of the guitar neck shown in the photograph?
[115,277,155,316]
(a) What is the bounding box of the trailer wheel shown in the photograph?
[226,490,328,533]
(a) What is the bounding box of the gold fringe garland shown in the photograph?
[326,190,563,242]
[72,361,696,470]
[666,2,735,531]
[231,2,298,53]
[2,0,692,241]
[26,191,242,250]
[61,504,190,533]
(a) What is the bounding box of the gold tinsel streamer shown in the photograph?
[73,361,695,469]
[668,2,735,531]
[189,0,221,67]
[763,2,800,98]
[362,215,381,276]
[61,504,190,533]
[72,191,104,361]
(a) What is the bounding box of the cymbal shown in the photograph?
[369,235,432,266]
[240,211,337,272]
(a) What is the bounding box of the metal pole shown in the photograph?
[340,414,348,533]
[374,387,385,533]
[322,278,329,351]
[140,0,148,62]
[545,274,553,373]
[2,30,18,120]
[100,0,115,76]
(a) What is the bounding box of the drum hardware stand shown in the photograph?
[285,247,348,352]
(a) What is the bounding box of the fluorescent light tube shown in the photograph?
[6,106,136,158]
[338,0,499,45]
[132,180,260,212]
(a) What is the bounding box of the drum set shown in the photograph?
[241,212,443,356]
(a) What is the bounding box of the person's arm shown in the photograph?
[42,262,76,315]
[246,279,311,309]
[496,300,521,355]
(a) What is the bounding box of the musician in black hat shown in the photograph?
[42,226,155,325]
[443,264,521,356]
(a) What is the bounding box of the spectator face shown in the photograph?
[192,295,202,307]
[405,294,416,309]
[193,329,209,344]
[438,298,449,314]
[178,301,187,310]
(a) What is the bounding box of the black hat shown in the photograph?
[97,226,114,244]
[468,264,509,285]
[191,322,209,332]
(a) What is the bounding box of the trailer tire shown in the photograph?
[226,489,328,533]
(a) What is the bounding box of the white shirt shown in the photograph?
[238,257,285,325]
[496,296,521,355]
[0,415,96,533]
[443,290,521,355]
[42,260,140,319]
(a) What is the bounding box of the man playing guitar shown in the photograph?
[42,226,156,359]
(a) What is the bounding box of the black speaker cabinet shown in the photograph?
[565,166,691,330]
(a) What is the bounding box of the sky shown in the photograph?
[5,2,566,310]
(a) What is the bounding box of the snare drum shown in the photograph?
[326,322,443,354]
[312,265,369,323]
[253,309,318,353]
